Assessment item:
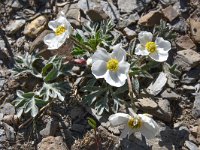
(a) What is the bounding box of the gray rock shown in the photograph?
[117,0,145,13]
[117,13,140,29]
[78,0,100,12]
[100,1,120,21]
[185,141,199,150]
[173,19,188,33]
[7,0,23,9]
[3,123,15,141]
[161,89,181,101]
[136,98,158,110]
[0,103,15,116]
[123,27,136,39]
[0,39,6,50]
[160,0,178,5]
[37,136,69,150]
[70,107,84,120]
[6,19,26,34]
[71,124,85,133]
[174,49,200,71]
[181,69,200,84]
[0,128,6,142]
[39,120,58,137]
[86,7,109,22]
[192,94,200,118]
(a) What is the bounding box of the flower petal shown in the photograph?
[109,113,130,126]
[135,44,149,56]
[110,44,126,62]
[138,31,153,46]
[120,124,134,139]
[91,60,107,78]
[149,48,169,62]
[117,62,130,81]
[156,37,171,52]
[92,47,110,62]
[105,71,125,87]
[138,114,159,139]
[43,32,68,50]
[48,16,72,35]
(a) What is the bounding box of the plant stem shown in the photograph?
[94,128,100,150]
[127,74,137,111]
[18,101,53,129]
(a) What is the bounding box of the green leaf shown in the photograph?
[87,117,97,129]
[95,96,109,115]
[71,47,86,56]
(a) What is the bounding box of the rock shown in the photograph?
[0,103,15,115]
[71,124,85,133]
[0,129,6,143]
[172,19,188,33]
[86,7,109,22]
[70,107,84,120]
[39,120,58,137]
[192,94,200,118]
[117,0,145,13]
[37,136,69,150]
[154,99,172,122]
[117,13,140,29]
[78,0,100,12]
[100,1,120,21]
[160,0,177,5]
[174,49,200,71]
[185,141,199,150]
[0,39,6,50]
[58,3,81,28]
[181,68,200,84]
[10,0,23,9]
[138,10,163,26]
[15,36,26,49]
[30,30,51,52]
[197,124,200,144]
[175,35,196,50]
[189,18,200,43]
[6,19,26,34]
[162,5,179,22]
[136,98,158,110]
[190,126,198,137]
[161,89,181,101]
[123,27,136,39]
[2,123,15,141]
[24,16,48,38]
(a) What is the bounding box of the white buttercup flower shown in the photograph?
[109,113,159,139]
[135,31,171,62]
[91,44,130,87]
[44,15,72,50]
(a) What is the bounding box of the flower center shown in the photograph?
[128,117,142,129]
[107,59,119,72]
[145,42,157,53]
[55,25,66,36]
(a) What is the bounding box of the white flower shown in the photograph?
[86,57,92,66]
[91,44,130,87]
[135,31,171,62]
[44,15,73,50]
[109,113,159,139]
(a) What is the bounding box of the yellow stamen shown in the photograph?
[128,117,142,129]
[55,25,66,36]
[145,42,157,53]
[106,59,119,72]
